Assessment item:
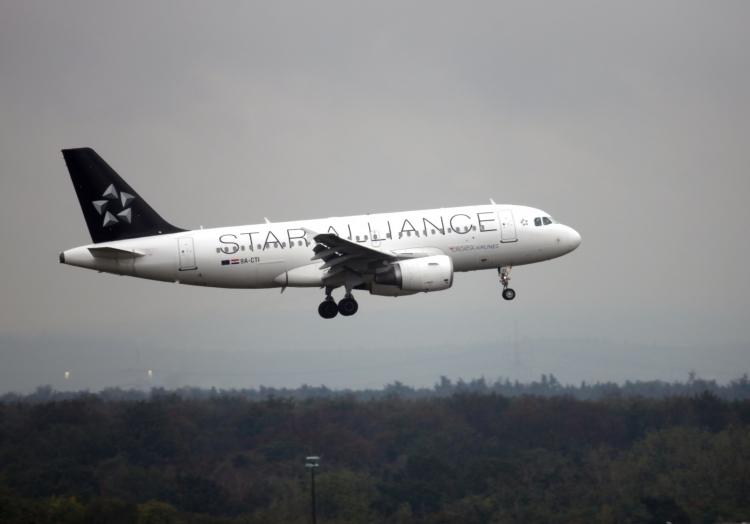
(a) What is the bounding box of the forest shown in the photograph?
[1,377,749,524]
[4,373,750,404]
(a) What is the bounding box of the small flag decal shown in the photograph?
[221,260,230,266]
[231,259,240,265]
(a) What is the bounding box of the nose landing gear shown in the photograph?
[499,266,515,301]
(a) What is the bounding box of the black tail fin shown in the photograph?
[62,148,185,244]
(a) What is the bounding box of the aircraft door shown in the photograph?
[178,237,197,270]
[498,210,517,243]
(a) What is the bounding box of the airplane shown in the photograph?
[59,148,581,319]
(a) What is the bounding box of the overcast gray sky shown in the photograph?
[1,1,748,393]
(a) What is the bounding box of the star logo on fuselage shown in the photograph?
[92,184,135,227]
[520,219,528,226]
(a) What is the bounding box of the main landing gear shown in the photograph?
[338,295,359,316]
[499,266,516,301]
[318,297,338,319]
[318,287,359,319]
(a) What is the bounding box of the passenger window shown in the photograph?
[464,226,469,232]
[534,218,542,227]
[543,217,552,225]
[257,244,262,250]
[298,241,302,246]
[216,248,220,253]
[431,229,436,235]
[472,226,476,231]
[407,231,411,237]
[356,236,360,241]
[364,235,368,241]
[447,228,452,233]
[241,245,245,251]
[386,233,391,239]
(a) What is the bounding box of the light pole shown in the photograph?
[306,456,319,524]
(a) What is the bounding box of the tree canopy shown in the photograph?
[0,379,748,523]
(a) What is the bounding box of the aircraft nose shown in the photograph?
[568,227,582,251]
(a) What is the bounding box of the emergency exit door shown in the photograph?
[498,210,517,242]
[178,237,197,270]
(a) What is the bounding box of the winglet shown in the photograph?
[302,227,321,243]
[490,198,496,205]
[264,217,271,224]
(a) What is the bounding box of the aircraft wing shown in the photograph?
[303,228,424,281]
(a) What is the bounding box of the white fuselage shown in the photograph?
[61,204,580,290]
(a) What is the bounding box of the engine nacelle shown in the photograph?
[374,255,453,292]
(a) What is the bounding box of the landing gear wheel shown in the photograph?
[502,288,516,301]
[338,297,359,316]
[318,300,338,319]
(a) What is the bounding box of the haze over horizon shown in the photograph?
[1,2,748,394]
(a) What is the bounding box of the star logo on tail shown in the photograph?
[92,184,135,227]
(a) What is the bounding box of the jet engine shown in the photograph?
[373,255,453,293]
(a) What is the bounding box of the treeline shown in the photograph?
[3,373,750,404]
[1,388,749,523]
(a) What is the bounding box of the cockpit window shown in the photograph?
[542,217,552,225]
[534,217,542,227]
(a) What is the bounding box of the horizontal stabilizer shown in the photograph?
[88,246,146,260]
